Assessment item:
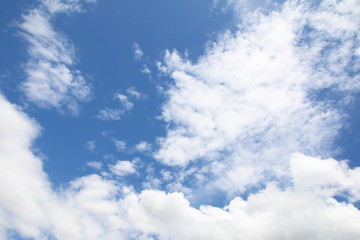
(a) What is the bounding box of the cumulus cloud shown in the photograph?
[109,161,136,176]
[155,0,360,196]
[19,0,95,115]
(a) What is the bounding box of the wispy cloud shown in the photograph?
[19,0,95,115]
[133,42,144,61]
[114,93,133,111]
[97,88,143,121]
[84,140,96,152]
[126,86,143,99]
[134,141,152,153]
[113,139,127,152]
[86,160,102,170]
[96,107,124,120]
[141,65,151,75]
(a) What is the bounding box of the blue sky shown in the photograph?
[1,0,360,239]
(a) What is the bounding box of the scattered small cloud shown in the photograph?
[114,93,133,111]
[109,160,136,176]
[113,139,126,152]
[141,65,151,74]
[133,42,144,61]
[86,161,102,170]
[126,86,142,99]
[160,170,173,181]
[97,89,143,121]
[134,141,152,153]
[97,108,124,120]
[84,140,96,152]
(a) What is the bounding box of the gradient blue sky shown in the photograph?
[1,0,360,239]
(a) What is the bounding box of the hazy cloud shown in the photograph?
[133,42,144,61]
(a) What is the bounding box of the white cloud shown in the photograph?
[1,92,360,239]
[97,92,135,121]
[115,93,134,111]
[126,86,142,99]
[86,161,102,170]
[3,0,360,239]
[96,108,124,120]
[160,170,173,181]
[125,156,360,239]
[85,140,96,152]
[154,0,360,196]
[113,139,127,152]
[133,42,144,61]
[19,1,94,115]
[42,0,97,14]
[141,65,151,74]
[214,0,277,13]
[134,141,152,153]
[109,160,136,176]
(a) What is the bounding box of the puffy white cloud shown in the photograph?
[19,0,94,115]
[155,0,360,196]
[290,153,360,201]
[0,94,53,239]
[134,141,152,153]
[109,161,136,176]
[124,154,360,239]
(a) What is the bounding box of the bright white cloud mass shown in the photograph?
[1,0,360,239]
